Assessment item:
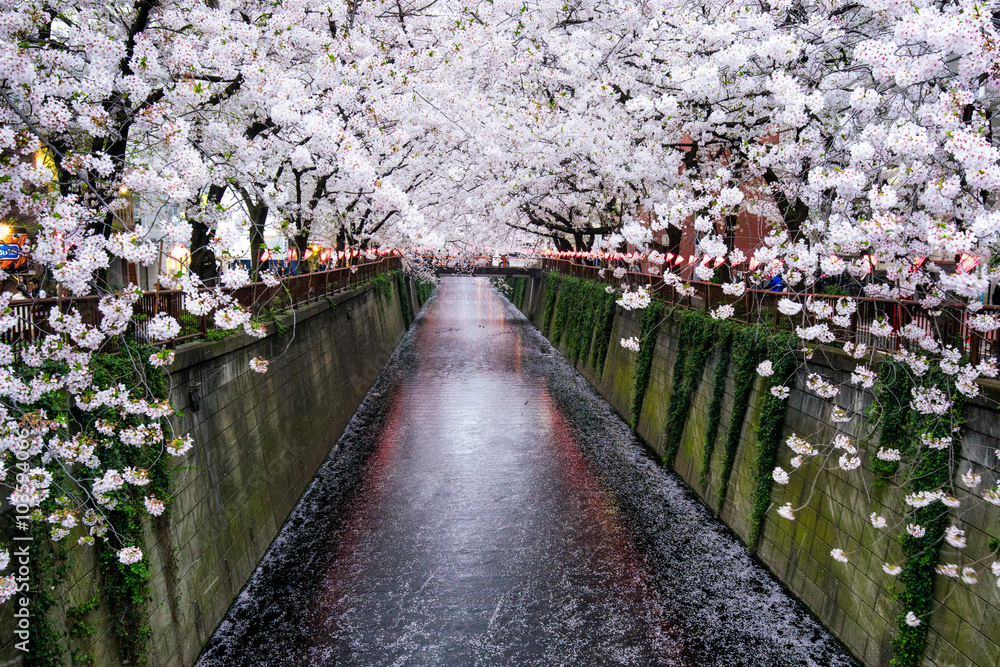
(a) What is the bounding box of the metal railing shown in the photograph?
[542,258,1000,365]
[5,257,401,347]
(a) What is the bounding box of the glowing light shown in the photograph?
[958,254,980,273]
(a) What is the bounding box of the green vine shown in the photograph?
[564,280,606,365]
[414,277,435,305]
[716,324,769,509]
[588,288,617,375]
[538,274,616,375]
[20,372,72,666]
[550,275,580,344]
[510,276,528,309]
[369,272,395,310]
[868,359,913,484]
[662,310,716,466]
[66,595,100,665]
[541,272,561,334]
[891,368,963,667]
[15,340,171,667]
[396,271,411,324]
[86,343,172,667]
[24,519,69,667]
[747,332,797,546]
[629,301,665,428]
[66,595,99,665]
[699,323,734,487]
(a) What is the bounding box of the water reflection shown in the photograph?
[303,277,685,665]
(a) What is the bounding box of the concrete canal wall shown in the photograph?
[2,279,416,666]
[516,273,1000,667]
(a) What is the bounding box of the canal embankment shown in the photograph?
[1,276,422,666]
[508,272,1000,667]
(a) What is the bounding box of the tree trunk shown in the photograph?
[189,185,224,285]
[248,201,267,276]
[718,213,737,283]
[294,232,310,275]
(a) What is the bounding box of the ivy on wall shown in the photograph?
[396,271,411,324]
[891,368,962,667]
[716,325,769,509]
[538,272,616,376]
[510,276,528,310]
[868,359,913,484]
[588,289,617,375]
[25,517,70,666]
[550,275,580,343]
[747,332,797,546]
[566,281,609,366]
[568,281,595,364]
[370,272,395,310]
[536,266,980,667]
[699,323,734,487]
[662,311,717,467]
[540,272,561,334]
[629,301,665,428]
[414,277,435,305]
[89,344,173,667]
[21,342,173,667]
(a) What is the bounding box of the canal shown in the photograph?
[197,277,857,666]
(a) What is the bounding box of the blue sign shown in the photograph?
[0,245,20,260]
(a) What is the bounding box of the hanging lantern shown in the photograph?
[958,253,979,273]
[259,249,271,262]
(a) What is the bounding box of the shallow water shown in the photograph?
[196,277,858,667]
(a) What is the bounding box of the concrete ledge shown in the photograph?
[170,284,375,370]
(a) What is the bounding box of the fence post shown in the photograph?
[892,301,900,352]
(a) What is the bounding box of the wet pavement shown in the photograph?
[197,277,858,667]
